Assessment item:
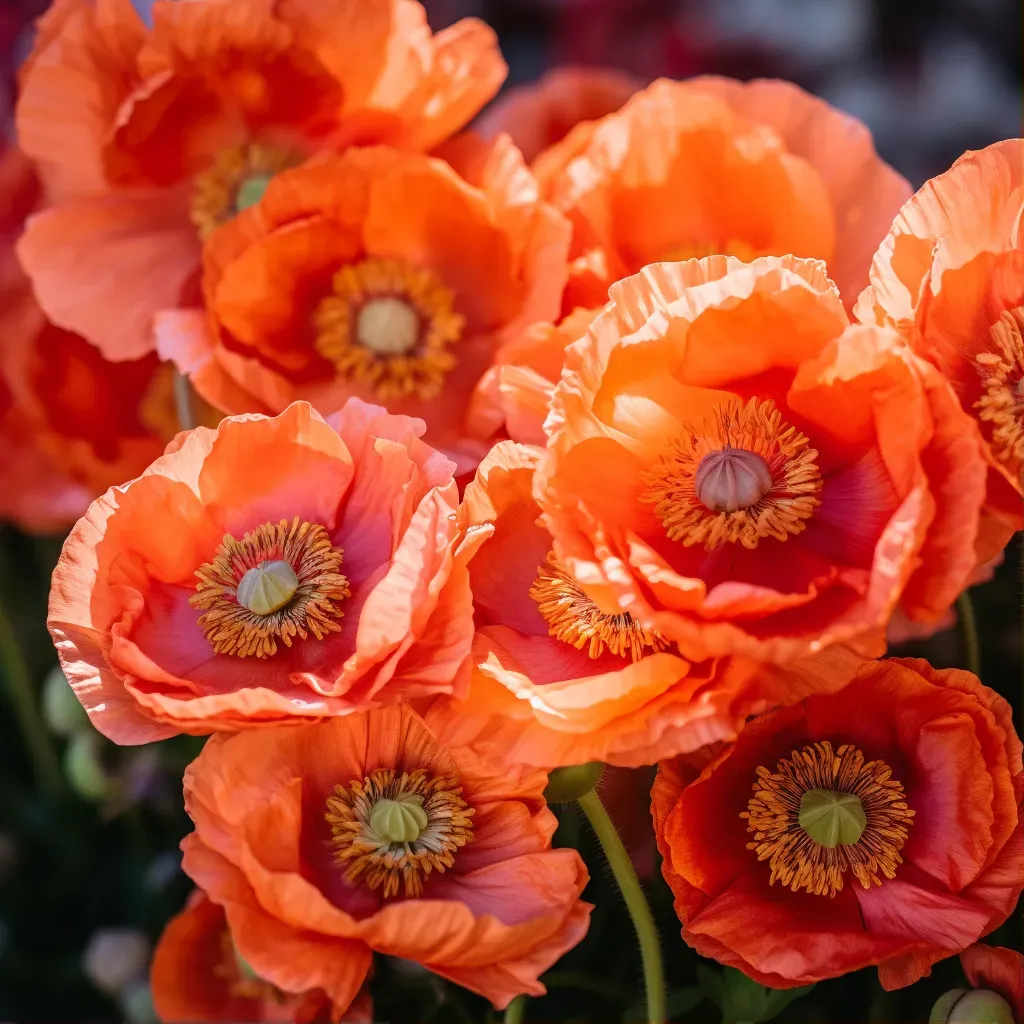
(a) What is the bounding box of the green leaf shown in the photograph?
[721,969,770,1022]
[623,988,702,1024]
[697,964,725,1008]
[761,983,815,1021]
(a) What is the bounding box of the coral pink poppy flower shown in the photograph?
[426,441,863,768]
[857,139,1024,557]
[652,658,1024,990]
[181,704,592,1012]
[476,66,640,165]
[48,400,488,744]
[15,0,505,361]
[151,890,373,1023]
[536,76,910,313]
[535,256,988,664]
[156,138,569,470]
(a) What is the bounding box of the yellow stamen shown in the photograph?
[640,397,822,550]
[189,142,296,239]
[326,768,474,899]
[313,257,464,401]
[191,518,350,659]
[975,307,1024,474]
[530,553,668,662]
[742,741,914,897]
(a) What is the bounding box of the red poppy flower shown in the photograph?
[652,658,1024,989]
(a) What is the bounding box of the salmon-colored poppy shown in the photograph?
[467,306,601,448]
[151,890,372,1023]
[48,400,489,744]
[15,0,505,361]
[856,139,1024,552]
[958,945,1024,1023]
[536,77,911,313]
[156,138,570,470]
[180,704,592,1012]
[426,441,863,768]
[535,256,988,664]
[476,66,640,165]
[0,142,211,531]
[652,658,1024,989]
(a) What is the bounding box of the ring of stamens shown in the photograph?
[530,553,668,662]
[313,257,464,402]
[190,142,297,238]
[326,767,474,899]
[741,741,914,897]
[191,517,350,659]
[975,307,1024,475]
[640,397,823,550]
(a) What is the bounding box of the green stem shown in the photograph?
[0,605,64,800]
[503,994,527,1024]
[957,591,981,679]
[173,371,196,431]
[577,788,666,1024]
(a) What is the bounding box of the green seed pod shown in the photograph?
[544,762,605,803]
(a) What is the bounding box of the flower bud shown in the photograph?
[931,988,1016,1024]
[544,762,605,803]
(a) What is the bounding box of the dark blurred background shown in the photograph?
[0,0,1021,1021]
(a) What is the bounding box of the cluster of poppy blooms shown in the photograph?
[3,0,1022,1019]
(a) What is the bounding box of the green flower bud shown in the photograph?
[930,989,1017,1024]
[544,762,605,803]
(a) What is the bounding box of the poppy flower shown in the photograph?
[476,66,640,165]
[467,306,601,448]
[652,658,1024,990]
[426,441,863,768]
[536,76,911,313]
[150,890,373,1023]
[180,704,592,1012]
[0,143,207,531]
[156,138,570,470]
[856,139,1024,553]
[534,256,988,664]
[48,400,489,744]
[15,0,505,361]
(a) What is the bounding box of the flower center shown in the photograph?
[313,257,464,401]
[530,553,667,662]
[975,307,1024,474]
[191,517,350,659]
[326,767,474,899]
[189,142,296,239]
[640,397,822,550]
[742,741,914,897]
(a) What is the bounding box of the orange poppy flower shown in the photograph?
[15,0,505,361]
[426,441,863,768]
[467,306,601,447]
[536,76,911,313]
[476,66,640,165]
[151,890,373,1023]
[0,143,205,531]
[652,658,1024,990]
[48,400,489,744]
[957,945,1024,1023]
[180,704,592,1012]
[156,138,570,469]
[856,139,1024,551]
[535,256,988,664]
